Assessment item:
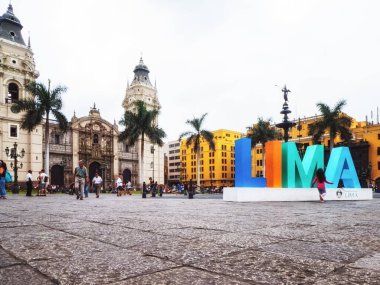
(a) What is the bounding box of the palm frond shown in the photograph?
[200,130,215,151]
[51,110,69,132]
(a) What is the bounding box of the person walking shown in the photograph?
[74,160,88,200]
[92,172,103,198]
[126,180,132,195]
[0,160,7,199]
[26,170,33,197]
[312,168,333,203]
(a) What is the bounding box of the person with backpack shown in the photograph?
[39,169,48,196]
[74,160,88,200]
[0,160,8,199]
[312,168,333,203]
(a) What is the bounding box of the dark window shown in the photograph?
[8,83,19,101]
[378,134,380,140]
[378,161,380,170]
[10,125,17,137]
[55,134,60,144]
[377,147,380,156]
[93,134,99,144]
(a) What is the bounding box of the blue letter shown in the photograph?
[325,147,361,188]
[282,142,324,188]
[235,138,266,187]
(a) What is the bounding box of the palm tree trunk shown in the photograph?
[196,147,200,190]
[329,132,334,154]
[140,133,145,186]
[262,145,266,178]
[44,114,50,176]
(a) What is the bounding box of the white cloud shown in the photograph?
[6,0,380,140]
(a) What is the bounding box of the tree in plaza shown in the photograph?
[11,80,68,173]
[179,113,215,189]
[308,100,352,153]
[118,100,166,186]
[246,117,277,177]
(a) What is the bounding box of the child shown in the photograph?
[312,168,333,203]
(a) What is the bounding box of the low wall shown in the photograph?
[223,187,373,202]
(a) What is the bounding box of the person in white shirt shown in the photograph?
[116,174,124,196]
[26,170,33,197]
[92,172,103,198]
[126,181,132,195]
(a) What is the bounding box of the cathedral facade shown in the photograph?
[1,4,163,189]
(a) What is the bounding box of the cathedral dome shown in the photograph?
[133,57,150,73]
[1,4,22,26]
[0,4,26,45]
[131,57,153,87]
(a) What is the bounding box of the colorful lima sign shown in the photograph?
[235,138,361,188]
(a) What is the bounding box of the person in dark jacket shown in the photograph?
[142,181,147,198]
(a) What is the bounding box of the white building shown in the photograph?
[165,140,181,185]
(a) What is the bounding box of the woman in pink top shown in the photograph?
[312,168,333,203]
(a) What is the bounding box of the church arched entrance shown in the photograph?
[123,169,131,183]
[89,161,101,184]
[50,165,64,186]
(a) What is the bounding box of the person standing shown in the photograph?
[159,184,163,197]
[116,174,123,197]
[26,170,33,197]
[142,181,147,198]
[92,172,103,198]
[39,169,48,196]
[74,160,88,200]
[188,179,195,199]
[151,181,157,197]
[312,168,333,203]
[0,160,7,199]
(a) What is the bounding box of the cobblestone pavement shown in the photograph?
[0,193,379,284]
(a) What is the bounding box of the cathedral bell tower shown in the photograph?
[0,4,41,180]
[122,57,160,112]
[122,58,164,185]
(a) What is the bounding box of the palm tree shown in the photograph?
[118,100,166,186]
[246,117,277,177]
[179,113,215,189]
[308,100,352,153]
[11,80,68,174]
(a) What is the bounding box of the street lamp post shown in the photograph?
[5,142,25,194]
[151,145,155,181]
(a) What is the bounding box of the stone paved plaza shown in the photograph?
[0,193,379,284]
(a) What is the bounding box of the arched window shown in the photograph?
[8,83,19,102]
[93,134,99,144]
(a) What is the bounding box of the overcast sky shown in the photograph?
[6,0,380,141]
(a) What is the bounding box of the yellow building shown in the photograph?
[251,114,380,188]
[180,129,243,188]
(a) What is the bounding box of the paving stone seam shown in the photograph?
[36,222,192,254]
[107,265,186,284]
[184,263,260,284]
[0,245,59,284]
